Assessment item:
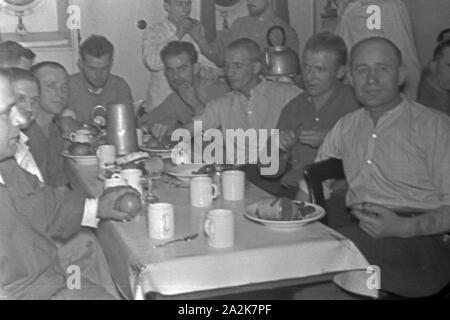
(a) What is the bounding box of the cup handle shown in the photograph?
[111,173,122,179]
[204,218,215,239]
[163,213,170,233]
[69,132,76,142]
[211,184,219,200]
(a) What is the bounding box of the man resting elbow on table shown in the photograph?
[0,68,140,300]
[295,37,450,298]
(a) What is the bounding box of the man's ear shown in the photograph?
[193,62,200,75]
[346,65,354,87]
[336,65,346,80]
[397,65,407,86]
[163,0,170,13]
[253,60,262,75]
[429,61,437,75]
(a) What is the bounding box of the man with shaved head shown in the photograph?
[295,37,450,299]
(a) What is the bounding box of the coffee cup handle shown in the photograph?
[96,149,101,158]
[211,184,219,200]
[111,173,122,179]
[163,213,170,233]
[69,132,76,142]
[204,218,215,239]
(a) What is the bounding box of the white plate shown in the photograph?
[244,201,326,231]
[166,163,209,182]
[139,146,173,159]
[62,151,98,166]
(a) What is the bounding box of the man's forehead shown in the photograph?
[351,42,399,66]
[84,54,112,66]
[225,49,251,61]
[38,67,68,82]
[166,52,191,66]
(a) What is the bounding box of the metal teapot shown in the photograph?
[106,103,139,155]
[263,25,300,76]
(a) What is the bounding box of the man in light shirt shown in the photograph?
[185,38,301,165]
[295,37,450,299]
[142,0,218,111]
[0,68,140,299]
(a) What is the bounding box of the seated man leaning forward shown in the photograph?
[183,38,301,165]
[418,39,450,116]
[267,32,360,196]
[0,68,141,300]
[296,37,450,299]
[138,41,229,137]
[65,35,133,124]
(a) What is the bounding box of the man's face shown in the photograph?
[0,76,22,160]
[247,0,270,17]
[36,66,69,116]
[224,48,260,92]
[302,50,344,98]
[434,47,450,91]
[349,41,405,110]
[165,0,192,24]
[12,79,40,129]
[79,54,113,89]
[164,52,196,91]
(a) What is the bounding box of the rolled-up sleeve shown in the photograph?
[142,21,177,72]
[422,115,450,205]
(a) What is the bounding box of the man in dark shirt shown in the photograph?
[418,39,450,116]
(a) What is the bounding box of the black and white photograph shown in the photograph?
[0,0,449,303]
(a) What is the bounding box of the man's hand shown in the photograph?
[187,19,206,42]
[279,130,297,151]
[176,18,196,39]
[295,189,310,202]
[150,123,172,140]
[97,186,142,221]
[58,116,81,139]
[351,203,410,238]
[176,82,204,114]
[298,128,328,148]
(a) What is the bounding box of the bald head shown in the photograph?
[227,38,262,62]
[350,37,402,68]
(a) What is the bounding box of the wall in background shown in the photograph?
[404,0,450,65]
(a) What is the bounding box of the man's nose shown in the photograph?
[9,106,27,127]
[366,69,378,84]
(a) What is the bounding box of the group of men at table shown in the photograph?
[0,0,450,300]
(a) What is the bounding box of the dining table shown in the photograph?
[65,158,375,300]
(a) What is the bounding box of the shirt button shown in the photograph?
[372,133,378,139]
[367,160,372,165]
[315,117,320,122]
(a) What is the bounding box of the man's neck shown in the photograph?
[35,111,55,134]
[366,95,403,126]
[311,85,336,112]
[238,77,262,99]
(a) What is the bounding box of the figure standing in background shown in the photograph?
[335,0,421,100]
[142,0,218,112]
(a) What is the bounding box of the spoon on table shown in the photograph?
[152,233,199,248]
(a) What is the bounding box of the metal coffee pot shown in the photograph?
[263,25,300,76]
[106,103,139,155]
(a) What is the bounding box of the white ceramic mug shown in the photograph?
[148,203,175,240]
[104,173,127,189]
[222,170,245,201]
[121,168,143,194]
[69,129,91,143]
[204,209,234,248]
[190,176,219,208]
[96,144,116,169]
